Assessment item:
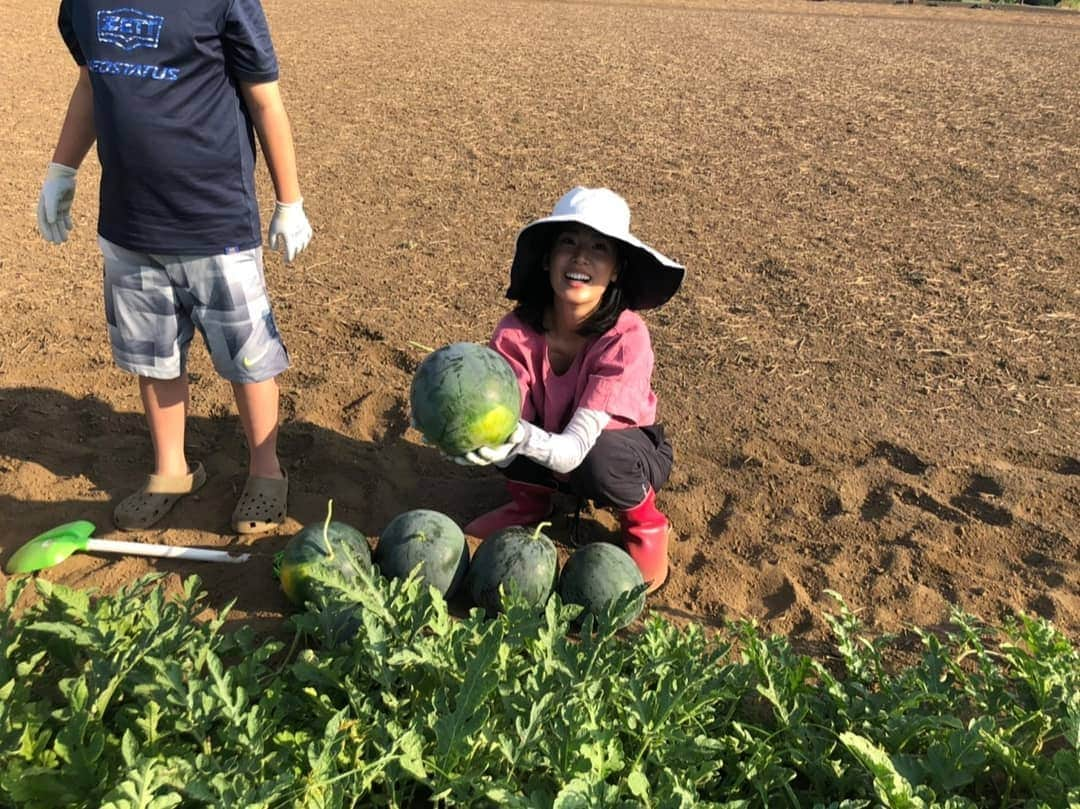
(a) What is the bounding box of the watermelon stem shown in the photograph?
[407,340,435,354]
[532,521,552,540]
[322,499,335,559]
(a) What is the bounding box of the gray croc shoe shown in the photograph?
[231,471,288,534]
[113,462,208,531]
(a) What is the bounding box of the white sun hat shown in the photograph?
[506,186,685,310]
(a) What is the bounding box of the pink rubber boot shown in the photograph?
[619,487,669,593]
[464,481,554,539]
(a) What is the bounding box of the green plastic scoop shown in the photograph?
[5,520,251,574]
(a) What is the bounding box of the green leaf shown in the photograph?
[626,766,649,798]
[1064,689,1080,749]
[3,577,29,611]
[36,579,92,616]
[840,731,926,809]
[921,727,986,792]
[99,758,183,809]
[552,778,595,809]
[134,700,164,746]
[26,620,97,648]
[433,622,504,772]
[397,728,428,782]
[121,729,138,769]
[4,766,82,807]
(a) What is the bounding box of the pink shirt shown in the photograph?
[491,310,658,433]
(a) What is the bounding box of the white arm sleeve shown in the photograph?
[510,408,611,474]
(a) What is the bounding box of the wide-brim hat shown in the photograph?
[506,186,685,311]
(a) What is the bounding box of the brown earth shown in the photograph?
[1,0,1077,649]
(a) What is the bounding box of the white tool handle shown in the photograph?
[86,539,251,563]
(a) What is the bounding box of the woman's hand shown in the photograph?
[451,423,527,466]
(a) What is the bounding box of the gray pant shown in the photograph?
[100,236,289,383]
[503,424,673,510]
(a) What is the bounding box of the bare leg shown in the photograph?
[232,378,284,479]
[139,375,190,478]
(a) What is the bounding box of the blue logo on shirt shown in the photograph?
[97,8,164,52]
[88,59,179,81]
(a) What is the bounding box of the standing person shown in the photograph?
[452,186,685,592]
[36,1,312,534]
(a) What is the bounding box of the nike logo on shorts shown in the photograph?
[243,348,270,368]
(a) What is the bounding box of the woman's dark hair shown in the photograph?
[512,233,629,337]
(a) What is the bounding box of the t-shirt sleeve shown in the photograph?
[490,320,538,424]
[223,0,279,83]
[58,0,85,65]
[578,322,654,424]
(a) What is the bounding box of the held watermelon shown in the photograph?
[279,507,372,607]
[374,509,469,597]
[466,521,558,616]
[409,342,521,456]
[557,542,646,630]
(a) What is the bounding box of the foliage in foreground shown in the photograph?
[0,569,1077,809]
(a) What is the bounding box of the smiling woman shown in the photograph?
[547,224,621,319]
[542,224,625,374]
[445,187,685,595]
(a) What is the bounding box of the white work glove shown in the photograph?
[452,423,527,467]
[268,198,312,263]
[37,162,78,244]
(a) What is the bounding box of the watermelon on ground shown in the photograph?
[374,509,469,597]
[279,518,372,607]
[409,342,521,456]
[466,521,558,616]
[557,542,646,630]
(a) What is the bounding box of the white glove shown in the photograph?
[452,423,527,467]
[37,162,78,244]
[268,198,312,263]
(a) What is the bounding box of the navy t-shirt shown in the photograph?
[58,1,279,254]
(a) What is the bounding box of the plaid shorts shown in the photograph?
[100,237,289,384]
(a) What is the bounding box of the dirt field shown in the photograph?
[1,0,1077,648]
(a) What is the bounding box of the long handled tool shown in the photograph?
[5,520,251,574]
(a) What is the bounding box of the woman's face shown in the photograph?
[546,224,619,312]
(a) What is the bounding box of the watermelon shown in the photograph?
[374,509,469,597]
[279,515,372,607]
[557,542,646,630]
[466,521,558,616]
[409,342,521,456]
